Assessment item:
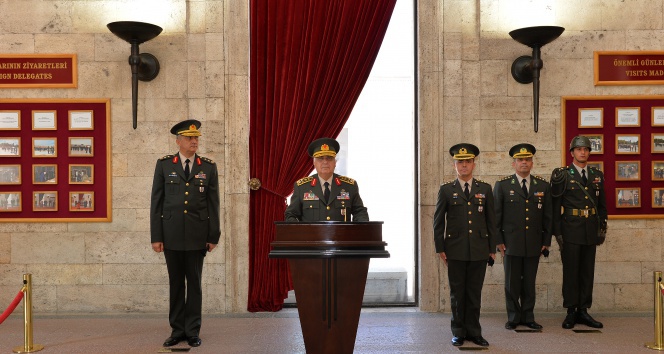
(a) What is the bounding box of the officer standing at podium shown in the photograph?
[433,143,496,348]
[285,137,369,222]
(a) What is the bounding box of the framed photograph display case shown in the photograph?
[0,98,110,222]
[0,165,21,185]
[0,192,21,212]
[562,95,664,219]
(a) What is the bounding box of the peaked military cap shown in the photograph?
[170,119,202,137]
[449,143,479,160]
[308,137,340,158]
[509,143,536,158]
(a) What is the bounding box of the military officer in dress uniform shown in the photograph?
[433,143,496,348]
[494,143,552,331]
[150,119,221,348]
[285,137,368,222]
[551,136,607,330]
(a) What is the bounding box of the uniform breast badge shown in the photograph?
[452,193,458,199]
[337,191,350,200]
[303,192,319,201]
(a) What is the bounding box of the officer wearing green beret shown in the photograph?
[150,119,221,348]
[433,143,496,347]
[285,137,369,222]
[494,143,552,331]
[551,135,607,330]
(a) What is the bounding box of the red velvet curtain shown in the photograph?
[248,0,397,311]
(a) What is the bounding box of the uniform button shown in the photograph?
[526,200,529,203]
[327,206,330,210]
[184,201,188,205]
[326,216,330,220]
[309,205,313,208]
[585,187,588,190]
[468,211,471,215]
[585,196,588,199]
[184,210,188,214]
[186,183,189,186]
[526,226,529,229]
[467,202,471,205]
[525,208,529,212]
[185,192,189,195]
[469,230,473,234]
[585,206,589,209]
[526,217,529,221]
[468,220,472,224]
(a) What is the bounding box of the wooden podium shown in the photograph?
[270,221,389,354]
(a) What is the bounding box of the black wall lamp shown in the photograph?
[107,21,163,129]
[509,26,565,132]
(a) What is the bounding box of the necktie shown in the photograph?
[582,169,588,185]
[464,182,470,199]
[522,179,528,195]
[184,159,190,179]
[324,182,330,203]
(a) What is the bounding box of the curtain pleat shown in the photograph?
[248,0,397,312]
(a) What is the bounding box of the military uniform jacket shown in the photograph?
[284,173,369,222]
[150,153,221,250]
[551,166,607,245]
[494,174,553,258]
[433,179,497,261]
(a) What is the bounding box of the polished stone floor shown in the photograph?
[0,309,660,353]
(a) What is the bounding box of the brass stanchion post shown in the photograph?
[13,274,44,353]
[647,271,664,350]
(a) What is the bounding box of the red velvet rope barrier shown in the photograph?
[0,290,24,325]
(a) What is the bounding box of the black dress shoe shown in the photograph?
[576,309,603,328]
[562,312,576,329]
[521,321,543,330]
[467,336,489,347]
[163,336,185,347]
[187,336,202,347]
[505,321,517,330]
[451,336,464,346]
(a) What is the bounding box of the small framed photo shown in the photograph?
[653,162,664,181]
[33,191,57,212]
[584,134,604,154]
[0,110,20,130]
[0,165,21,185]
[0,192,21,212]
[653,188,664,208]
[69,110,94,130]
[33,164,57,184]
[587,161,604,171]
[653,134,664,153]
[0,137,21,157]
[653,107,664,126]
[615,161,640,181]
[69,164,93,184]
[69,192,94,212]
[616,188,641,208]
[579,108,603,128]
[32,110,57,130]
[616,134,640,154]
[68,137,93,157]
[32,138,57,157]
[615,107,640,127]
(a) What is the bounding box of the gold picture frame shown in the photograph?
[616,188,641,208]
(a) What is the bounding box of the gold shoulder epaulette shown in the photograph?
[476,179,489,185]
[200,156,215,164]
[533,174,548,182]
[296,176,314,186]
[499,175,512,181]
[441,180,453,186]
[159,154,174,161]
[338,176,355,185]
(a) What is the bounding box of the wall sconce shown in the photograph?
[107,21,163,129]
[509,26,565,132]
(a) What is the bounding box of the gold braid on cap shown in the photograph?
[454,147,475,160]
[512,147,533,158]
[178,124,202,137]
[313,143,336,158]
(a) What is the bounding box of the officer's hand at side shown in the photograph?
[438,252,447,266]
[206,243,217,252]
[152,242,164,253]
[496,244,506,257]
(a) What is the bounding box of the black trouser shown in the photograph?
[562,243,596,309]
[504,255,540,323]
[164,249,205,337]
[447,259,487,337]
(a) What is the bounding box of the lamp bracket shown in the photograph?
[511,55,534,84]
[135,53,160,82]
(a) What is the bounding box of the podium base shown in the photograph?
[13,344,44,353]
[646,342,664,350]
